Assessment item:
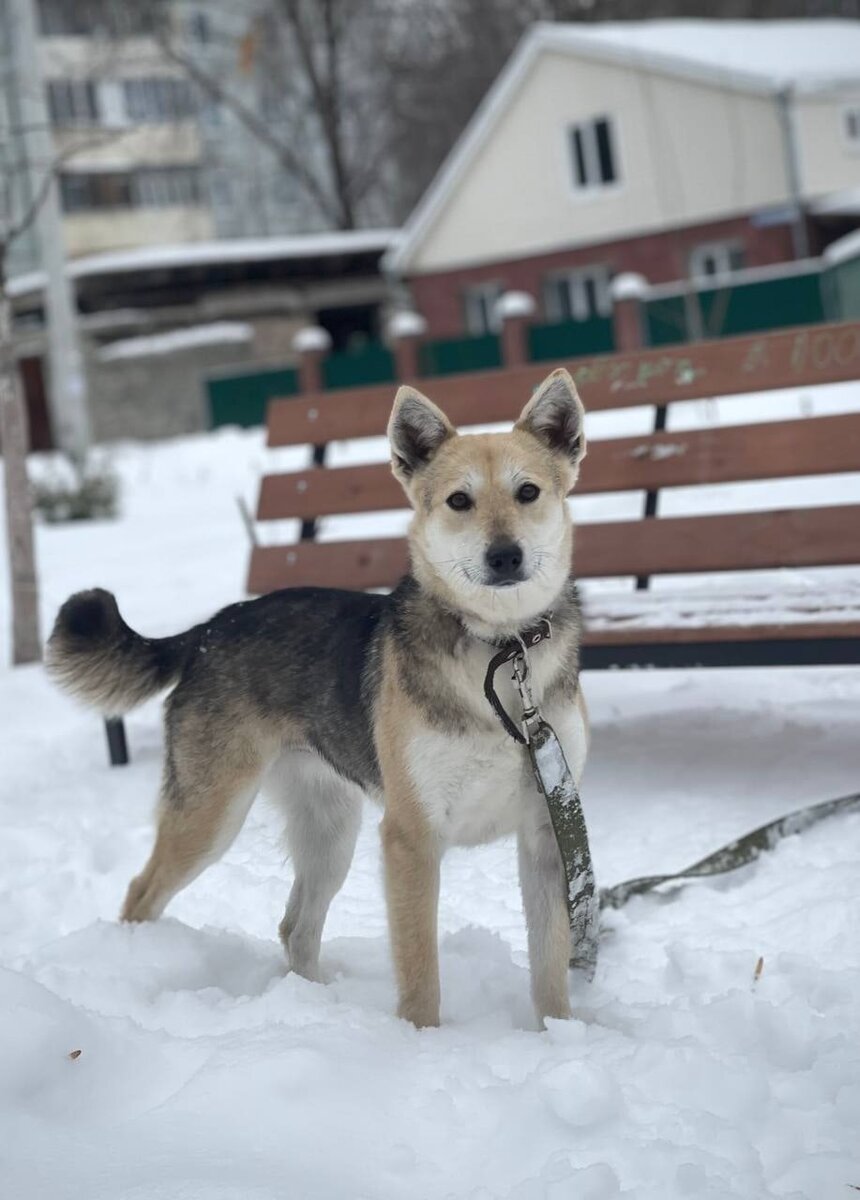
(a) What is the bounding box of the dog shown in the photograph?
[47,367,589,1028]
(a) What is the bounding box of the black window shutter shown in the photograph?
[570,127,587,187]
[594,118,615,184]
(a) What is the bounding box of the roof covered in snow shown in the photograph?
[8,229,399,298]
[547,20,860,94]
[386,19,860,275]
[98,322,254,363]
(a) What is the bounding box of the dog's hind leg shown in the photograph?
[121,708,271,923]
[272,752,363,982]
[121,777,259,923]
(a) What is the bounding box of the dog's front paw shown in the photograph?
[535,995,572,1028]
[398,998,440,1029]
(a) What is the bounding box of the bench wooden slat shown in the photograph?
[247,504,860,594]
[257,413,860,521]
[584,620,860,645]
[266,321,860,448]
[579,504,859,578]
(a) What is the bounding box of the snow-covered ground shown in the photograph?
[1,398,859,1199]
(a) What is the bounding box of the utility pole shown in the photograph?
[8,0,91,460]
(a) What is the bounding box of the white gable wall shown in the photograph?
[794,90,860,200]
[411,51,791,274]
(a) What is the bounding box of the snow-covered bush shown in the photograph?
[31,458,119,523]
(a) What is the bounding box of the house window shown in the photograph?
[689,242,745,282]
[39,0,93,35]
[123,77,195,122]
[463,282,503,336]
[47,80,99,125]
[845,107,860,146]
[132,167,202,207]
[544,267,611,323]
[59,171,133,212]
[568,117,618,191]
[59,167,201,212]
[39,0,153,37]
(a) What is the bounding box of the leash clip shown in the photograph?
[511,642,541,744]
[482,616,553,746]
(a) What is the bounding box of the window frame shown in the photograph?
[543,265,612,323]
[59,171,133,212]
[463,281,504,336]
[123,77,195,124]
[688,241,745,284]
[47,79,99,126]
[39,0,154,37]
[132,167,202,208]
[59,167,202,213]
[566,115,621,196]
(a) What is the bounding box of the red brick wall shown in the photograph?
[407,214,798,338]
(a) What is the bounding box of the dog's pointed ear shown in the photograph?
[516,369,586,468]
[388,386,456,485]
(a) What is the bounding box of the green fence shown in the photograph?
[419,332,502,377]
[646,270,826,347]
[528,317,614,362]
[823,239,860,321]
[207,259,853,431]
[322,341,396,390]
[207,366,299,429]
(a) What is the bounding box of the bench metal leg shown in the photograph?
[105,717,129,766]
[635,403,667,591]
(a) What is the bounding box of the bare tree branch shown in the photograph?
[280,0,354,227]
[151,15,346,227]
[4,129,119,245]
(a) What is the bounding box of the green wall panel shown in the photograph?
[207,366,299,429]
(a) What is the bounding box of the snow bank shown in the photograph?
[1,399,859,1198]
[2,654,859,1199]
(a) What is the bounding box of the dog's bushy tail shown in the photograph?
[46,588,194,715]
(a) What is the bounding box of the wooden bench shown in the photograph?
[247,315,860,670]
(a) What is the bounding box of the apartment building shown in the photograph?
[1,0,314,268]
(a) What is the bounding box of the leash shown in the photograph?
[483,620,860,979]
[600,790,860,910]
[484,620,600,978]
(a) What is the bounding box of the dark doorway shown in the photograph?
[316,303,379,352]
[19,357,53,451]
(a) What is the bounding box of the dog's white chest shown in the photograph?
[406,729,531,846]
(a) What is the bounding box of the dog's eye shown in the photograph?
[446,491,473,511]
[516,482,540,504]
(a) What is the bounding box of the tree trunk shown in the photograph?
[0,275,41,665]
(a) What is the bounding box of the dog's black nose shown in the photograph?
[485,540,524,583]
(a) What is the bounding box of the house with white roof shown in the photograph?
[386,20,860,339]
